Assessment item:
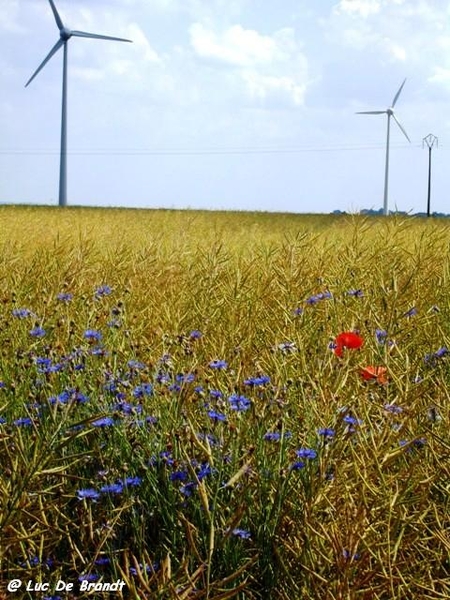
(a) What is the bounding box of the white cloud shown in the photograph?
[188,22,309,108]
[189,23,284,67]
[334,0,382,18]
[242,71,306,107]
[385,41,406,61]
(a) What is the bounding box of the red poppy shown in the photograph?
[334,331,364,357]
[360,366,388,384]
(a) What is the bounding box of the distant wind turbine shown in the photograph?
[356,79,410,216]
[25,0,132,207]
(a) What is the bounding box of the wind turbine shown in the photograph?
[25,0,132,207]
[356,79,410,215]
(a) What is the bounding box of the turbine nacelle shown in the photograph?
[59,26,72,41]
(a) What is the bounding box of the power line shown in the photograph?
[0,142,425,156]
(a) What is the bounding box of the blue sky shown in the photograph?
[1,0,449,213]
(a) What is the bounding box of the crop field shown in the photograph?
[0,205,449,599]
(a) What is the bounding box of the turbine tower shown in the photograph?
[356,79,410,216]
[25,0,132,207]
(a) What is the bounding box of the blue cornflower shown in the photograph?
[276,341,297,353]
[231,528,251,539]
[20,556,40,567]
[293,307,303,315]
[92,417,115,427]
[104,380,118,394]
[384,404,403,415]
[403,306,418,318]
[306,295,319,305]
[133,383,153,398]
[343,549,360,561]
[197,463,214,480]
[197,432,218,446]
[176,372,195,383]
[413,437,427,448]
[78,573,99,583]
[94,285,112,298]
[264,432,281,442]
[434,346,449,358]
[290,461,306,470]
[180,481,197,497]
[36,357,52,368]
[128,360,146,370]
[209,389,223,399]
[296,448,317,460]
[375,329,388,344]
[228,394,251,411]
[318,291,332,300]
[77,488,100,500]
[243,375,270,386]
[100,482,123,494]
[343,415,363,426]
[190,330,202,339]
[170,470,189,482]
[156,371,171,384]
[347,289,364,297]
[0,417,6,425]
[114,401,143,415]
[57,292,73,302]
[129,563,159,576]
[13,417,33,426]
[94,557,111,566]
[158,451,174,466]
[208,359,228,370]
[426,346,450,365]
[12,308,34,318]
[264,430,292,442]
[306,291,332,304]
[84,329,102,342]
[123,476,142,487]
[318,428,335,438]
[207,410,227,422]
[159,353,172,365]
[29,326,46,337]
[400,437,426,450]
[49,388,89,404]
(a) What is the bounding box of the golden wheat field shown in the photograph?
[0,205,449,599]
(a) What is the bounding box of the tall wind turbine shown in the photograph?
[25,0,132,207]
[356,79,410,216]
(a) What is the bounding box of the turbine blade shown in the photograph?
[70,30,132,43]
[392,113,411,143]
[25,39,64,87]
[48,0,64,30]
[391,78,407,108]
[355,111,386,115]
